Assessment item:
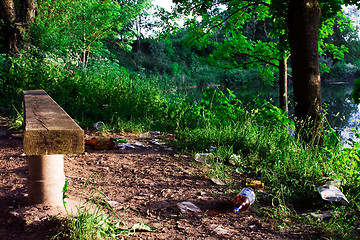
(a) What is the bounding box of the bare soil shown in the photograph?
[0,120,323,239]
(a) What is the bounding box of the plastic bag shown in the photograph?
[317,182,349,205]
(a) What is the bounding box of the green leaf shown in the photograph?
[129,222,157,232]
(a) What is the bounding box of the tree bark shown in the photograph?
[278,34,289,113]
[279,55,289,113]
[0,0,36,53]
[136,16,142,52]
[287,0,323,143]
[0,0,18,52]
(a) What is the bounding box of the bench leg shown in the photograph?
[27,155,65,205]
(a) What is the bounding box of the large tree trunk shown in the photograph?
[0,0,36,53]
[288,0,323,143]
[0,0,18,52]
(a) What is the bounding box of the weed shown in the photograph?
[5,106,23,131]
[52,176,156,239]
[62,179,69,213]
[1,49,359,238]
[173,88,359,238]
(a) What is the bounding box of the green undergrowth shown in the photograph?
[51,176,156,239]
[0,50,175,132]
[1,52,359,239]
[173,89,360,239]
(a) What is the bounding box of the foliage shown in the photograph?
[54,176,156,239]
[32,0,151,68]
[0,49,170,132]
[173,87,359,238]
[175,88,292,152]
[1,0,360,237]
[172,0,286,86]
[171,0,352,84]
[324,61,360,81]
[170,0,359,144]
[194,88,245,126]
[106,31,228,89]
[352,78,360,103]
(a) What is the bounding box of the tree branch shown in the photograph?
[230,51,279,68]
[189,2,255,44]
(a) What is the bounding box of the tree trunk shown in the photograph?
[21,0,36,23]
[279,55,288,113]
[0,0,18,52]
[287,0,323,143]
[0,0,36,53]
[278,34,289,113]
[136,16,141,52]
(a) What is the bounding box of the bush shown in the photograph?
[0,49,171,131]
[322,61,360,81]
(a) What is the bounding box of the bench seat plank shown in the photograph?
[23,90,84,155]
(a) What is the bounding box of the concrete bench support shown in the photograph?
[27,155,65,205]
[23,90,84,205]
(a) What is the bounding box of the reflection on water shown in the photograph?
[322,83,359,148]
[241,82,360,146]
[339,104,360,148]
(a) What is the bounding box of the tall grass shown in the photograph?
[0,49,173,132]
[1,51,359,238]
[173,88,359,239]
[52,176,157,239]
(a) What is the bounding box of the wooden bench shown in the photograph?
[23,89,84,205]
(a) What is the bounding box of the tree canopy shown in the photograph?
[31,0,151,68]
[170,0,358,142]
[0,0,151,66]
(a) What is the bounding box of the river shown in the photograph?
[323,83,360,147]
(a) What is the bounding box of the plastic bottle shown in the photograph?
[232,187,255,213]
[85,136,125,150]
[194,153,214,164]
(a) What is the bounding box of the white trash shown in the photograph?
[177,201,202,217]
[317,181,349,205]
[194,153,214,164]
[94,121,105,130]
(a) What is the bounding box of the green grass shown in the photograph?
[1,51,359,239]
[52,176,156,239]
[172,89,359,239]
[0,50,171,132]
[183,126,359,238]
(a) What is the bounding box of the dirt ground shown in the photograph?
[0,120,323,239]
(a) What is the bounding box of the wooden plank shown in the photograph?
[23,90,84,155]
